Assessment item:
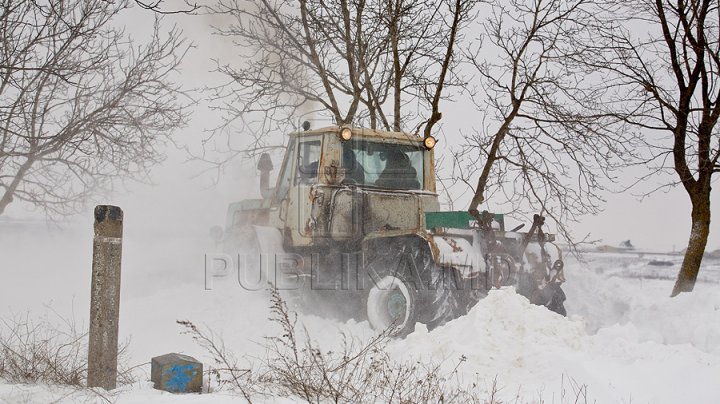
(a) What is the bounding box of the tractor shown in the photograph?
[213,125,566,336]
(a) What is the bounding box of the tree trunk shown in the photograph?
[0,192,12,216]
[390,5,402,132]
[671,193,711,296]
[0,157,35,216]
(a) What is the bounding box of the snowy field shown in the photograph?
[1,222,719,403]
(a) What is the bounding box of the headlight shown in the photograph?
[339,127,353,141]
[423,136,437,150]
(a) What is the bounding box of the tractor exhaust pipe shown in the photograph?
[258,153,274,199]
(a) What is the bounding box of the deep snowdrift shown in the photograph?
[388,286,719,403]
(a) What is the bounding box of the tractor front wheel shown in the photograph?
[366,274,419,337]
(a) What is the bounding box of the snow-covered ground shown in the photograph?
[1,223,719,403]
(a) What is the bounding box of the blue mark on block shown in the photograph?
[163,364,199,393]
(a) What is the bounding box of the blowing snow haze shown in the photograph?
[1,1,720,403]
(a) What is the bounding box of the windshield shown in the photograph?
[342,140,424,190]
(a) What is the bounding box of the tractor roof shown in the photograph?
[291,125,423,143]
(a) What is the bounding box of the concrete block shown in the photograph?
[151,353,202,393]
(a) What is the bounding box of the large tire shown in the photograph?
[426,268,486,330]
[367,274,419,337]
[365,238,486,337]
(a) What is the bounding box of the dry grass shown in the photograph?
[0,310,134,388]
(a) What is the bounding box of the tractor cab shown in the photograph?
[249,126,441,249]
[270,126,436,192]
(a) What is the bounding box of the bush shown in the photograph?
[0,311,133,387]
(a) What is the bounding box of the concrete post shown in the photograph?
[87,205,123,390]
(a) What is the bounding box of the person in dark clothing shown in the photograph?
[375,150,420,190]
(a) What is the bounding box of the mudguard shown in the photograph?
[361,230,433,263]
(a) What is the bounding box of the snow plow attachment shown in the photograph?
[425,211,566,316]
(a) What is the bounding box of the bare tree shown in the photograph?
[577,0,720,295]
[458,0,633,243]
[0,0,190,216]
[134,0,200,14]
[204,0,478,163]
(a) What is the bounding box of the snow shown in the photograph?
[388,286,720,403]
[1,224,720,403]
[565,253,720,355]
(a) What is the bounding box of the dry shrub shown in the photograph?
[0,311,134,387]
[179,288,501,403]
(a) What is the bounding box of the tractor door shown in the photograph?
[267,138,296,230]
[275,135,323,247]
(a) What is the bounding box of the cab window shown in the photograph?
[295,138,322,184]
